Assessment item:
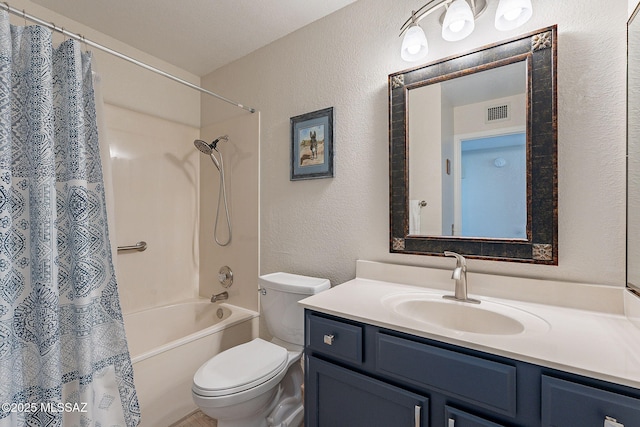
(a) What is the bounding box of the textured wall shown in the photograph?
[201,0,627,288]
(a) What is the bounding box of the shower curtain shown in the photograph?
[0,11,139,427]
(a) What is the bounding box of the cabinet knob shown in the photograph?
[323,334,335,345]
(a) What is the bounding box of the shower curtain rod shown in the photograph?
[0,2,256,113]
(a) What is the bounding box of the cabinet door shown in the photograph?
[306,356,429,427]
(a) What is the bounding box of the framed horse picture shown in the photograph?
[290,107,334,180]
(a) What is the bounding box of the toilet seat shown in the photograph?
[193,338,288,398]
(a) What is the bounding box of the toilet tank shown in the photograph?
[259,272,330,346]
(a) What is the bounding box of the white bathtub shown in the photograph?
[124,300,259,427]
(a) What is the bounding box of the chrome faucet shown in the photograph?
[210,291,229,303]
[443,251,480,304]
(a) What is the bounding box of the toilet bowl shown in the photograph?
[192,272,330,427]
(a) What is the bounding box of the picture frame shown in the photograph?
[290,107,334,180]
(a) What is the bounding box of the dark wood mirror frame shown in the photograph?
[389,26,557,264]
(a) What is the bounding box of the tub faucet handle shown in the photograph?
[218,266,233,288]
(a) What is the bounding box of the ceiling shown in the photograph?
[31,0,357,77]
[440,61,527,107]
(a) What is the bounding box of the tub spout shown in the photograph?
[210,291,229,303]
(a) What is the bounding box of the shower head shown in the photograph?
[194,139,214,155]
[193,135,228,155]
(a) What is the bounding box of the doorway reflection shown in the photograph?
[459,133,526,239]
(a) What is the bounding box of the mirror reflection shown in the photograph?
[389,26,557,264]
[408,61,528,239]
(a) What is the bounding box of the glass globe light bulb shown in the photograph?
[448,19,466,33]
[442,0,475,42]
[401,24,428,62]
[503,7,523,21]
[495,0,532,31]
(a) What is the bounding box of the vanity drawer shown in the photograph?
[306,313,363,365]
[376,333,517,416]
[445,406,505,427]
[541,376,640,426]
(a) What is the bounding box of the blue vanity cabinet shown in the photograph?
[304,310,528,426]
[304,309,640,427]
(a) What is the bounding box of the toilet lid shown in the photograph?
[193,338,288,397]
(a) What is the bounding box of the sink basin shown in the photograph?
[383,293,549,336]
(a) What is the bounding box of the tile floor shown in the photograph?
[170,410,217,427]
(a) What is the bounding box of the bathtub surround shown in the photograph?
[107,105,200,314]
[0,12,138,425]
[199,113,260,313]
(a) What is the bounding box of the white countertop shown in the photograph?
[300,277,640,390]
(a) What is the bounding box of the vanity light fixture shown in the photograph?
[401,11,429,61]
[399,0,533,61]
[442,0,475,41]
[495,0,533,30]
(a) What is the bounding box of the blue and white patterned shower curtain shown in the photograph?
[0,11,140,427]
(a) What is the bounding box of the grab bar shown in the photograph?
[117,241,147,253]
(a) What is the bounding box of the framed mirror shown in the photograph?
[628,8,640,294]
[389,26,557,264]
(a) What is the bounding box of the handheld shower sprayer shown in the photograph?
[193,136,232,246]
[194,135,228,170]
[194,135,227,155]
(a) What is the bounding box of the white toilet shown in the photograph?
[192,272,330,427]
